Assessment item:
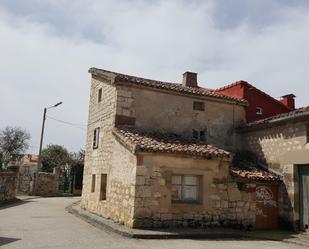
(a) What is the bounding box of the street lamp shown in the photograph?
[38,101,63,167]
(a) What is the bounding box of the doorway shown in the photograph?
[299,166,309,231]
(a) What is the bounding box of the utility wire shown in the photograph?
[46,115,87,131]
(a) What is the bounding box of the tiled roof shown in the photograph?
[112,126,230,158]
[230,166,281,182]
[243,106,309,128]
[89,68,247,106]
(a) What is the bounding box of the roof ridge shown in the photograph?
[89,67,248,106]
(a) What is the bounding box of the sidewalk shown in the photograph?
[67,201,309,246]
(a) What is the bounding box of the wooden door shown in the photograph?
[256,185,278,230]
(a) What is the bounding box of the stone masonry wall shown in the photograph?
[18,164,38,193]
[33,168,60,197]
[116,85,246,152]
[0,171,17,202]
[81,76,138,227]
[132,154,255,229]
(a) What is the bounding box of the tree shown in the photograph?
[40,144,70,172]
[0,126,30,170]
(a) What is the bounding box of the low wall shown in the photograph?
[0,171,17,202]
[34,168,60,197]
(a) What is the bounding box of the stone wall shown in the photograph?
[132,153,255,229]
[18,164,38,193]
[0,171,17,202]
[81,75,138,226]
[33,168,60,197]
[116,85,246,152]
[241,121,309,230]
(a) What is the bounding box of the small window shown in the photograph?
[100,174,107,200]
[98,88,102,103]
[256,107,263,115]
[193,101,205,111]
[306,124,309,143]
[93,128,100,149]
[192,129,207,142]
[192,129,199,139]
[91,174,96,192]
[171,175,200,203]
[200,131,206,141]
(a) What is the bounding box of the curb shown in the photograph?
[66,202,249,239]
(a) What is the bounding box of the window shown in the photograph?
[192,129,199,139]
[307,124,309,143]
[98,88,102,103]
[193,101,205,111]
[256,107,263,115]
[91,174,96,192]
[171,175,201,203]
[93,128,100,149]
[199,131,206,141]
[192,129,207,142]
[100,174,107,200]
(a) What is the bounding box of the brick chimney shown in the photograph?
[280,94,296,110]
[182,72,198,88]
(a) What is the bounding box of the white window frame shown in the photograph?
[93,127,100,149]
[256,107,263,115]
[171,175,201,203]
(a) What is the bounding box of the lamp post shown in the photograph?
[38,101,62,168]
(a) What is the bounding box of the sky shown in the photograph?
[0,0,309,154]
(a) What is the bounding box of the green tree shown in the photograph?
[0,126,30,170]
[40,144,70,172]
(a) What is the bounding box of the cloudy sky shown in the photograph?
[1,0,309,153]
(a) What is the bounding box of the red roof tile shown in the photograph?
[230,166,281,182]
[89,68,247,106]
[112,126,230,158]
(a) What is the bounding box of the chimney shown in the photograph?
[182,72,198,88]
[280,94,296,110]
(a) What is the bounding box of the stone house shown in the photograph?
[81,68,281,229]
[239,106,309,231]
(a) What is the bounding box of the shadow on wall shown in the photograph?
[0,237,21,246]
[241,131,297,231]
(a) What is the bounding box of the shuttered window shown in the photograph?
[91,174,96,192]
[100,174,107,201]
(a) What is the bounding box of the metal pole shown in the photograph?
[38,107,47,169]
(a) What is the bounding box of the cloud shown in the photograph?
[0,0,308,153]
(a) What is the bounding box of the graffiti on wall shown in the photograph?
[256,186,277,207]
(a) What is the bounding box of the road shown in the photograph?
[0,197,304,249]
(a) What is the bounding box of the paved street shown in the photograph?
[0,197,305,249]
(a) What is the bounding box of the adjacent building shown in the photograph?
[216,81,295,122]
[239,106,309,230]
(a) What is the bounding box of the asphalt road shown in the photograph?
[0,197,304,249]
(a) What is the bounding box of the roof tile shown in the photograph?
[89,68,247,106]
[112,126,230,158]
